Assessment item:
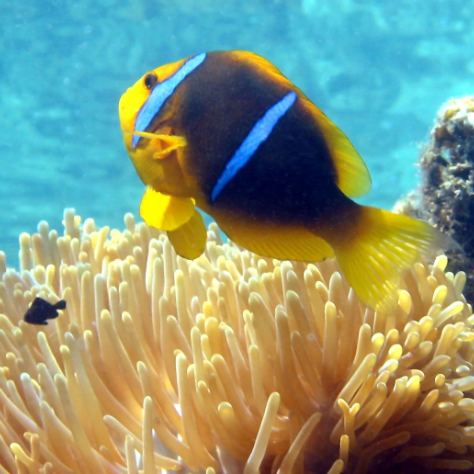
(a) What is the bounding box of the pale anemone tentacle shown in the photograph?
[0,209,474,472]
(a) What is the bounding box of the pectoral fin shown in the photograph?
[140,187,195,231]
[152,135,187,160]
[167,210,207,259]
[123,129,187,158]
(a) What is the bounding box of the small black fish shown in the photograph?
[23,297,66,325]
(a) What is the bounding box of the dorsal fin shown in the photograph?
[232,51,372,199]
[301,98,372,198]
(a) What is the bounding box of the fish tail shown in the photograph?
[53,300,67,310]
[328,206,451,312]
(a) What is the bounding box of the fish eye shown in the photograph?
[144,73,158,90]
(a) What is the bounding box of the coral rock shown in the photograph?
[395,96,474,304]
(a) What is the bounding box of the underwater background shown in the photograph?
[1,0,473,263]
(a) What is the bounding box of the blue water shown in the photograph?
[1,0,472,264]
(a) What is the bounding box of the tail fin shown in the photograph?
[53,300,67,311]
[330,206,451,312]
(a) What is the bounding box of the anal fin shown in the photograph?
[217,215,334,262]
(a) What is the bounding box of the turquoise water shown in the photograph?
[1,0,473,263]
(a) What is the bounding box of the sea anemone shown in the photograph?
[1,210,474,473]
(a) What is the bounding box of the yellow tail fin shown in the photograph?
[331,206,450,311]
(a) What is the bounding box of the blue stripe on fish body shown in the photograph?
[211,91,297,203]
[132,53,207,148]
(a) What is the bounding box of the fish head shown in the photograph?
[119,58,194,197]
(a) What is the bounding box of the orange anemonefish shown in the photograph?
[119,50,449,310]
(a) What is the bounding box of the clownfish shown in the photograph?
[119,51,448,310]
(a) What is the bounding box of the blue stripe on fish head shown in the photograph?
[211,91,297,203]
[132,52,207,148]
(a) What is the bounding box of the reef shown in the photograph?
[395,96,474,305]
[1,211,474,473]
